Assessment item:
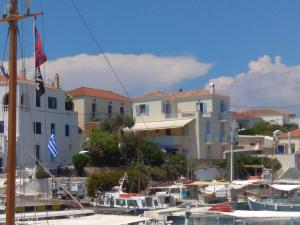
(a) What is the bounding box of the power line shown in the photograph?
[69,0,130,98]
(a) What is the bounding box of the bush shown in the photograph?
[36,165,50,179]
[72,154,90,176]
[86,171,124,197]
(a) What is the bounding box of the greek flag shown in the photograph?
[48,134,57,158]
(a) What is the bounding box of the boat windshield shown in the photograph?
[127,199,138,207]
[145,197,153,207]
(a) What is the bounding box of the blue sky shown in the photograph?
[2,0,300,110]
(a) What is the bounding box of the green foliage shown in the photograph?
[239,121,298,136]
[126,162,149,192]
[86,171,124,196]
[139,139,165,166]
[120,135,165,167]
[162,154,187,180]
[35,165,50,179]
[65,92,74,111]
[217,156,282,180]
[84,129,120,167]
[102,114,135,133]
[72,154,90,176]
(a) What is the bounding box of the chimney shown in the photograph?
[54,73,60,89]
[209,82,215,94]
[20,67,26,79]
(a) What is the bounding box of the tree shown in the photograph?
[120,134,165,167]
[83,129,121,166]
[217,156,282,180]
[65,92,74,111]
[101,114,135,133]
[162,154,187,180]
[86,171,124,196]
[72,154,90,176]
[239,121,299,136]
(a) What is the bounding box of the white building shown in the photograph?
[126,87,231,160]
[242,108,296,125]
[0,74,80,170]
[68,86,132,135]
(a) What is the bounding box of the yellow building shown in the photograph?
[68,86,132,134]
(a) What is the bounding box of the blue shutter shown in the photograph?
[135,105,140,115]
[145,104,149,115]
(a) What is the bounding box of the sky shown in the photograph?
[1,0,300,112]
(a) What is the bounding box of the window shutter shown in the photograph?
[145,104,149,115]
[135,105,140,115]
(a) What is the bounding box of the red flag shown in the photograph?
[35,26,47,67]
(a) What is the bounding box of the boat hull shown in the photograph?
[248,197,300,211]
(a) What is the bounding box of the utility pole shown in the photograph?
[230,120,236,182]
[0,1,42,224]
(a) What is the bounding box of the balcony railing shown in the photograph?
[205,134,213,143]
[220,136,228,144]
[219,112,229,121]
[2,105,8,112]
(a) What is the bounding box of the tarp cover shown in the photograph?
[269,184,300,192]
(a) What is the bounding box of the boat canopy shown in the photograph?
[269,184,300,192]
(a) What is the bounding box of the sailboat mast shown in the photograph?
[6,0,18,224]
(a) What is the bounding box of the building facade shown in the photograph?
[242,108,296,125]
[231,111,262,129]
[127,88,231,160]
[68,87,132,134]
[0,75,80,170]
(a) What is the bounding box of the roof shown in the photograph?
[0,75,61,90]
[68,86,131,103]
[243,108,296,117]
[231,111,259,120]
[134,89,229,100]
[124,118,194,131]
[278,128,300,139]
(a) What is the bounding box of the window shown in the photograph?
[165,102,171,113]
[196,102,207,114]
[51,123,55,134]
[33,122,41,134]
[65,124,70,137]
[35,145,40,165]
[36,94,41,107]
[108,104,112,117]
[220,100,227,113]
[48,97,57,109]
[2,93,8,111]
[166,129,171,135]
[92,102,96,120]
[136,104,149,115]
[0,121,3,133]
[120,106,124,115]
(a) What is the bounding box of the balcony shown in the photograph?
[205,134,213,144]
[90,112,102,121]
[219,112,229,121]
[220,136,228,144]
[163,112,195,119]
[2,105,8,112]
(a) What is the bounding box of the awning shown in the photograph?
[124,118,194,131]
[269,184,300,192]
[159,144,178,153]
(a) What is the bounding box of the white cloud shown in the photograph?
[22,53,212,96]
[206,55,300,110]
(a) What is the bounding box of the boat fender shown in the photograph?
[275,203,277,210]
[291,204,294,209]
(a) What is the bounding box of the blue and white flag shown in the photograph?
[48,134,57,158]
[0,62,8,78]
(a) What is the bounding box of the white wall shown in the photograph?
[0,81,80,170]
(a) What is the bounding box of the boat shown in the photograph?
[248,184,300,211]
[93,173,164,214]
